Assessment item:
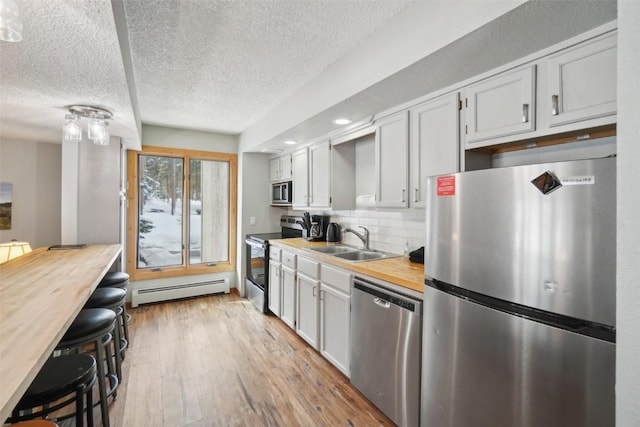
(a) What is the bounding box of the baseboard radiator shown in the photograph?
[131,278,230,307]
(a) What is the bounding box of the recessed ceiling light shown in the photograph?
[261,148,283,153]
[333,118,352,125]
[283,140,297,145]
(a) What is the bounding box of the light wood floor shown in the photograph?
[87,292,392,426]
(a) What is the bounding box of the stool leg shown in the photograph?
[87,380,94,427]
[75,383,85,427]
[112,311,123,381]
[95,340,111,427]
[121,303,130,353]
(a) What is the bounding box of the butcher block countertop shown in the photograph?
[270,238,424,293]
[0,244,122,423]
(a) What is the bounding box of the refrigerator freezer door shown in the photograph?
[425,157,616,326]
[421,286,615,427]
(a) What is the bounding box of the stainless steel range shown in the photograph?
[245,215,304,313]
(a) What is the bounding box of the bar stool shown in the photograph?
[84,287,127,380]
[56,309,117,427]
[8,354,96,427]
[97,272,130,349]
[97,271,129,289]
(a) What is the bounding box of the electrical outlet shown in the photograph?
[249,216,256,226]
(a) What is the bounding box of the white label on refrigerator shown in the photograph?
[560,175,595,185]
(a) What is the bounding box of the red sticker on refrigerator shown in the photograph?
[437,176,456,196]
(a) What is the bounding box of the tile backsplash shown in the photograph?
[288,208,426,255]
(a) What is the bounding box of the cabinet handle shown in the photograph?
[312,287,316,297]
[551,95,559,116]
[320,290,324,301]
[522,103,529,123]
[414,188,419,203]
[401,189,405,203]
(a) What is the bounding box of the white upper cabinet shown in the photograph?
[375,111,409,208]
[308,141,331,209]
[409,92,460,208]
[269,154,292,182]
[292,141,331,209]
[291,148,308,208]
[464,66,536,146]
[545,32,616,128]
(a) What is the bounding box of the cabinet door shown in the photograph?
[268,260,281,317]
[281,266,296,329]
[409,93,460,208]
[375,111,409,208]
[279,154,293,181]
[269,158,280,182]
[320,284,351,377]
[296,273,319,349]
[292,148,308,208]
[309,141,331,208]
[464,66,536,145]
[546,33,616,127]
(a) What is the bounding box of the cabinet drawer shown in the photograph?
[320,264,352,294]
[281,250,296,269]
[297,256,320,279]
[269,246,281,261]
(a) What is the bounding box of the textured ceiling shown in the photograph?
[122,0,413,134]
[0,0,139,146]
[0,0,616,151]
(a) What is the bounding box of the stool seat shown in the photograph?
[98,271,129,288]
[16,354,96,409]
[11,420,59,426]
[84,288,126,309]
[60,309,116,342]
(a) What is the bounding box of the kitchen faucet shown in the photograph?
[343,226,370,249]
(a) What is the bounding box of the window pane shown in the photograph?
[190,159,229,264]
[137,155,184,268]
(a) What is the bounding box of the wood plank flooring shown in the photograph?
[76,293,393,426]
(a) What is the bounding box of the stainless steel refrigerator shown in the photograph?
[421,157,616,427]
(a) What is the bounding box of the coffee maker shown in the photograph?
[307,215,331,241]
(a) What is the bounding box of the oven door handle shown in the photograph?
[245,238,266,249]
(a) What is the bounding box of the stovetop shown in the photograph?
[246,232,283,243]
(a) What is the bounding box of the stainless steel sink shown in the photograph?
[333,251,387,261]
[308,245,355,254]
[307,245,400,262]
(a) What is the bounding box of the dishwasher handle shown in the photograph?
[354,278,420,313]
[373,297,391,308]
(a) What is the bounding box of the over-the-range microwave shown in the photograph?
[272,181,292,206]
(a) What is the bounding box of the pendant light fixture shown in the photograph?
[63,105,113,145]
[0,0,23,42]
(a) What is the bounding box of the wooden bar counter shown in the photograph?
[0,244,122,423]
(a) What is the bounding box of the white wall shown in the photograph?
[237,152,283,295]
[142,124,237,153]
[0,139,61,248]
[616,1,640,425]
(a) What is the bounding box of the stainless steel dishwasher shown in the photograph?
[350,276,422,427]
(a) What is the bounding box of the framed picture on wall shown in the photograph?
[0,182,12,230]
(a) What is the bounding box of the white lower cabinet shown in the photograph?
[319,264,352,377]
[281,266,296,329]
[296,272,319,348]
[271,249,352,378]
[268,260,281,317]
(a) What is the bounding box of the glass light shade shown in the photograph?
[0,241,32,264]
[92,121,110,145]
[87,117,104,139]
[62,114,82,142]
[0,0,23,42]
